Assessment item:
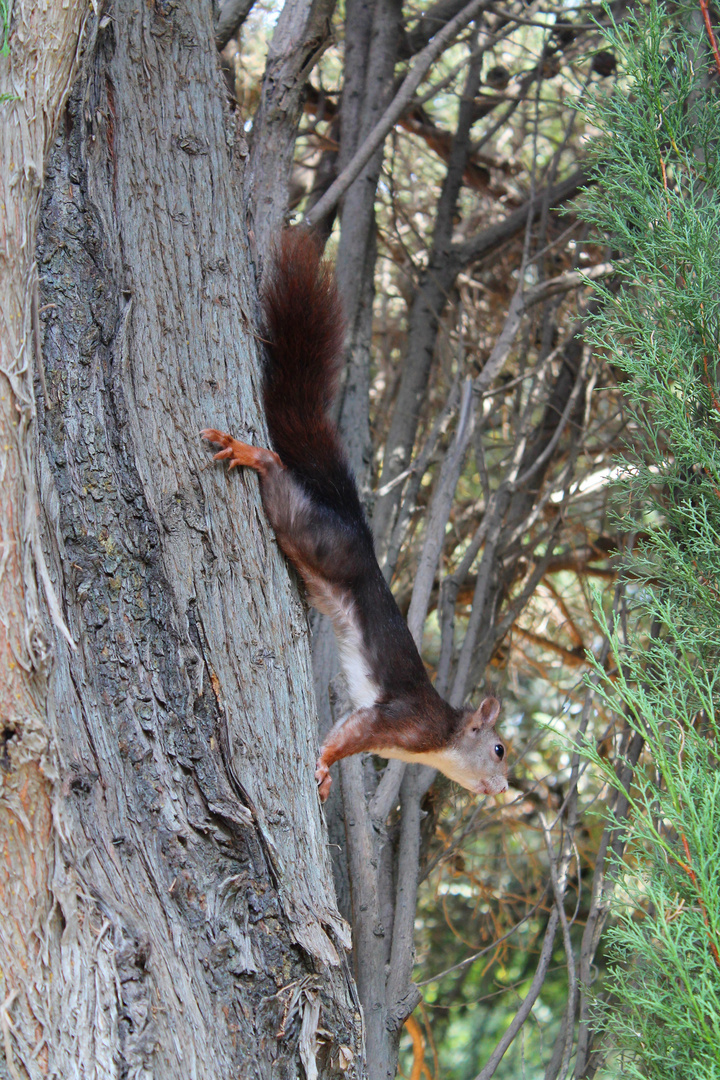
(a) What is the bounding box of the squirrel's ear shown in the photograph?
[472,697,500,728]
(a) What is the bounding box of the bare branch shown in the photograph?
[540,813,578,1080]
[451,168,591,269]
[406,376,475,645]
[368,759,407,824]
[513,344,593,489]
[401,0,478,56]
[475,281,526,396]
[417,894,549,985]
[472,908,560,1080]
[338,754,390,1071]
[450,492,509,705]
[523,262,616,307]
[304,0,496,227]
[246,0,337,260]
[385,771,423,1025]
[215,0,256,49]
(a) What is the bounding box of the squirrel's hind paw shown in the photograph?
[315,762,332,802]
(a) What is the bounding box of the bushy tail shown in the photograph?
[262,231,364,521]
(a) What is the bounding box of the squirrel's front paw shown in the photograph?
[315,761,332,802]
[201,428,234,452]
[202,428,246,470]
[201,428,232,445]
[202,429,281,475]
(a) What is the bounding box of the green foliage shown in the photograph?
[1,0,10,56]
[581,3,720,1076]
[585,611,720,1078]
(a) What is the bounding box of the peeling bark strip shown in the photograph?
[2,1,363,1077]
[0,2,90,1077]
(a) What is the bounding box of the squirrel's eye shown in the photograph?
[494,744,505,760]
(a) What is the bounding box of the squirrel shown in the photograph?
[202,230,508,802]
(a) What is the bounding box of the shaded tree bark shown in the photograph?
[215,0,257,50]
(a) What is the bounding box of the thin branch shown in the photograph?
[486,3,607,29]
[407,376,475,646]
[472,908,560,1080]
[338,753,389,1059]
[381,377,462,577]
[450,490,509,705]
[369,759,407,824]
[513,344,593,489]
[523,263,615,307]
[491,530,561,645]
[574,723,645,1076]
[416,893,549,985]
[512,625,588,668]
[474,281,527,397]
[541,577,586,649]
[304,0,496,226]
[451,168,591,270]
[449,340,552,700]
[699,0,720,76]
[402,0,478,55]
[540,813,578,1080]
[385,771,423,1025]
[215,0,256,49]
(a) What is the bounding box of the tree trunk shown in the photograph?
[1,3,361,1077]
[244,0,337,264]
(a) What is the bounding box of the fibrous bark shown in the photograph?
[2,2,363,1077]
[1,3,93,1076]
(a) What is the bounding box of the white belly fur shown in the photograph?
[304,575,380,709]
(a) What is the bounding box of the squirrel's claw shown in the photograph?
[202,429,283,477]
[315,762,332,802]
[201,427,229,445]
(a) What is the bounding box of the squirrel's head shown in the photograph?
[453,697,508,795]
